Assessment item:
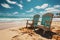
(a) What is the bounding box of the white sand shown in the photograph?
[0,20,60,30]
[0,20,60,40]
[0,20,27,30]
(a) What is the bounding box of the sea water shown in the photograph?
[0,18,60,22]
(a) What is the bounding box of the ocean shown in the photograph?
[0,18,60,22]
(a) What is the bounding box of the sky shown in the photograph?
[0,0,60,18]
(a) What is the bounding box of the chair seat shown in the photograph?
[27,23,33,25]
[37,25,50,31]
[27,23,39,27]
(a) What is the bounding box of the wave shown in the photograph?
[0,18,60,22]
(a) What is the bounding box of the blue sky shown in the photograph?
[0,0,60,18]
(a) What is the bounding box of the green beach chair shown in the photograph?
[41,13,54,35]
[26,14,40,30]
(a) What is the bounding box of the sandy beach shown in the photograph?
[0,20,27,30]
[0,20,60,40]
[0,20,60,30]
[0,0,60,40]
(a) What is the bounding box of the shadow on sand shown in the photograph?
[34,28,56,39]
[27,27,56,39]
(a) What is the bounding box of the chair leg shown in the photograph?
[26,20,28,28]
[26,23,27,28]
[34,27,35,31]
[26,23,28,28]
[43,31,45,35]
[49,31,52,38]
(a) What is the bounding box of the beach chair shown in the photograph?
[39,13,54,35]
[26,14,40,30]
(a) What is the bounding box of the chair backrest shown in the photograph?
[41,13,54,28]
[33,14,40,27]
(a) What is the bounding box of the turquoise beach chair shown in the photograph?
[26,14,40,30]
[41,13,54,35]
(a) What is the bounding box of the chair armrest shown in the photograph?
[27,20,33,21]
[26,20,33,23]
[26,20,33,24]
[27,20,40,21]
[38,21,41,22]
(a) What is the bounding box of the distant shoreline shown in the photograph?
[0,17,60,18]
[0,18,60,23]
